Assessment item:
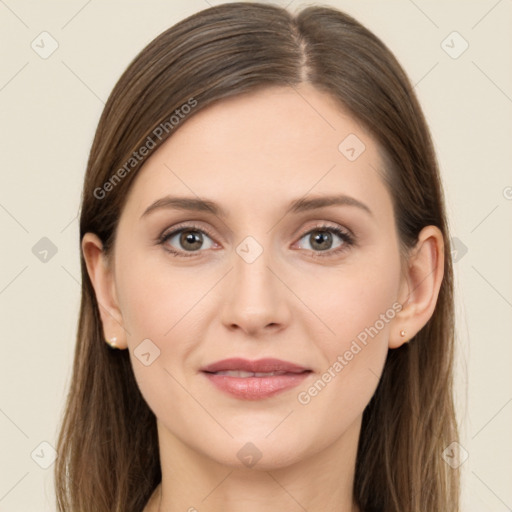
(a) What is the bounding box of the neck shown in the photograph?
[146,416,362,512]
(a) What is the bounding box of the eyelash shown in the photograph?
[157,223,355,259]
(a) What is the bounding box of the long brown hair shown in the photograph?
[55,3,459,511]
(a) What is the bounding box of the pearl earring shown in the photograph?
[106,336,118,349]
[400,329,406,337]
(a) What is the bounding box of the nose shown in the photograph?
[220,243,291,337]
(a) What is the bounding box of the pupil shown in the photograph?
[311,230,332,251]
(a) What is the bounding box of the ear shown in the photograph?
[82,233,128,349]
[389,225,445,349]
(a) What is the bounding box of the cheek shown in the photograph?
[115,247,212,341]
[307,247,401,349]
[114,251,203,418]
[294,248,401,421]
[114,248,225,396]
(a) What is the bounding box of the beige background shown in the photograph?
[0,1,511,510]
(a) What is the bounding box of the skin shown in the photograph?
[83,84,444,512]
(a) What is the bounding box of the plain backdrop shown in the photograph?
[0,1,511,510]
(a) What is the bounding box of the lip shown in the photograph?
[201,357,310,374]
[201,358,311,400]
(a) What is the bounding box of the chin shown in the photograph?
[204,436,310,472]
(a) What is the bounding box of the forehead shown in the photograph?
[123,84,392,220]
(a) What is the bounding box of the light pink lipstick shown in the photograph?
[200,357,311,400]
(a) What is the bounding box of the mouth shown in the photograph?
[200,358,312,400]
[208,370,302,377]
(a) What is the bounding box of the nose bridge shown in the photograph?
[233,235,277,309]
[220,234,289,333]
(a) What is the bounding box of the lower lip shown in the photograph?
[202,372,310,400]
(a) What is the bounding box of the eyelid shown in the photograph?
[293,220,356,242]
[158,221,218,243]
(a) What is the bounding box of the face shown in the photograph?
[109,84,405,469]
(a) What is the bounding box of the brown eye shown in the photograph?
[179,230,204,251]
[160,226,216,255]
[295,225,354,257]
[309,230,334,251]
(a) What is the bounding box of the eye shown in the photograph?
[159,225,217,257]
[158,223,354,259]
[295,225,354,257]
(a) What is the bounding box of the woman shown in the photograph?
[55,2,460,511]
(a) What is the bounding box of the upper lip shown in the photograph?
[201,358,310,374]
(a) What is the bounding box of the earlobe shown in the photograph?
[389,225,445,349]
[82,233,128,350]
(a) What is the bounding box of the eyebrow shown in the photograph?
[140,194,373,219]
